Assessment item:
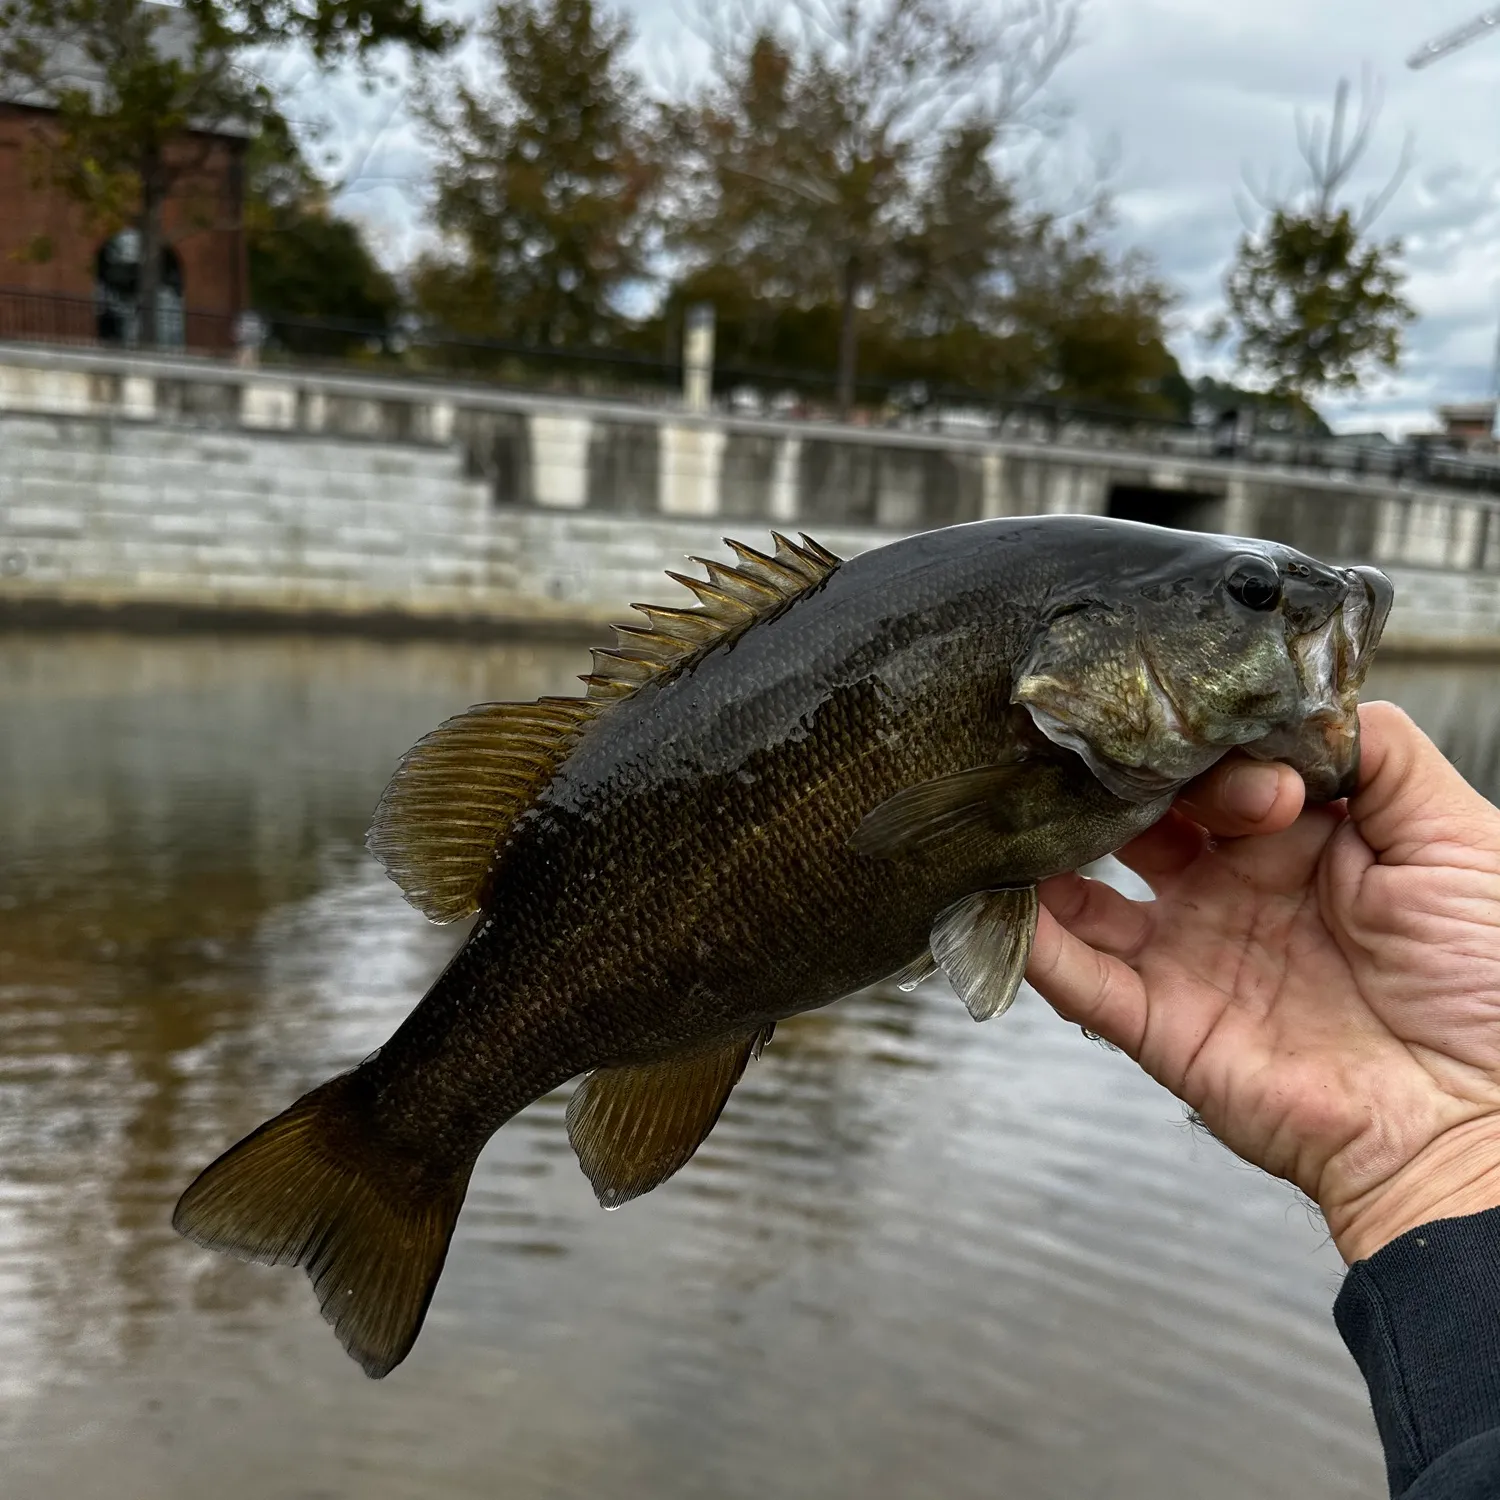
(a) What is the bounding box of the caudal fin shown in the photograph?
[172,1072,471,1379]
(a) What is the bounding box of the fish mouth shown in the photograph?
[1243,565,1394,801]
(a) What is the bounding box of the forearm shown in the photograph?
[1335,1206,1500,1497]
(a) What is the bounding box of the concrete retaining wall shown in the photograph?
[2,344,1499,651]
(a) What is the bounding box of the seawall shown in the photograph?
[1,344,1497,653]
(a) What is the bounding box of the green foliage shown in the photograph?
[1222,207,1414,398]
[0,0,451,343]
[666,1,1055,409]
[200,0,456,61]
[1218,77,1416,400]
[652,218,1184,418]
[653,40,1179,418]
[982,212,1183,414]
[412,0,659,348]
[1190,376,1329,436]
[244,117,401,352]
[654,0,1176,413]
[891,122,1021,342]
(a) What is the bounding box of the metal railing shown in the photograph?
[0,286,237,354]
[4,285,1500,499]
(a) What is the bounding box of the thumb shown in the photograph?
[1351,701,1500,867]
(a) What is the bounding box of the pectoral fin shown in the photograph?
[566,1026,775,1209]
[851,759,1173,883]
[849,762,1058,859]
[930,887,1039,1021]
[892,950,938,992]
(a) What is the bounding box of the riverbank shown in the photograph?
[5,558,1497,659]
[3,343,1499,655]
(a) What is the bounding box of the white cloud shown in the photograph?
[1053,0,1500,432]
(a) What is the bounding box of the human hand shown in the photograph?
[1028,701,1500,1264]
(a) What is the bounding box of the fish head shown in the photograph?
[1011,527,1394,804]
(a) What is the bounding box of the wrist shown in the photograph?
[1327,1116,1500,1264]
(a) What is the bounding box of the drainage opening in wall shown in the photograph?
[1106,485,1223,530]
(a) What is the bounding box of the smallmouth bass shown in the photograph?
[174,516,1393,1376]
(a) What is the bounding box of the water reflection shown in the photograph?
[0,635,1488,1499]
[1366,660,1500,803]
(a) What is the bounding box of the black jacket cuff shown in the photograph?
[1335,1205,1500,1497]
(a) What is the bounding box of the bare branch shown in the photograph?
[1355,127,1415,234]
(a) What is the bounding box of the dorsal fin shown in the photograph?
[367,697,603,922]
[370,533,841,919]
[582,532,841,701]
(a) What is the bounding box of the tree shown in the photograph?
[245,112,401,353]
[411,0,659,348]
[997,209,1182,413]
[1189,376,1329,437]
[0,0,452,346]
[1219,76,1416,399]
[887,129,1182,414]
[890,120,1023,345]
[668,0,1079,412]
[655,106,1182,418]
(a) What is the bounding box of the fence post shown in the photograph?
[683,303,715,414]
[234,310,265,369]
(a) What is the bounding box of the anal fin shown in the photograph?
[566,1025,775,1209]
[931,887,1039,1021]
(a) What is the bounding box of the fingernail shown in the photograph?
[1224,763,1282,821]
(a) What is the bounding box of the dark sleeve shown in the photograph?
[1334,1206,1500,1498]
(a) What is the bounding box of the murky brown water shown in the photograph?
[0,632,1491,1500]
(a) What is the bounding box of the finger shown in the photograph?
[1037,871,1152,960]
[1175,759,1306,839]
[1027,906,1148,1059]
[1112,807,1211,890]
[1320,815,1377,913]
[1351,701,1500,865]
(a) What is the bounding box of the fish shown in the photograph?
[173,515,1394,1378]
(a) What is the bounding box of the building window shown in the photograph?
[95,231,185,347]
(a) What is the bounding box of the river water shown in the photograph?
[0,631,1492,1500]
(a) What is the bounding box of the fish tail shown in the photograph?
[172,1069,472,1379]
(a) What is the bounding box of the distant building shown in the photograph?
[1436,401,1498,452]
[0,4,248,352]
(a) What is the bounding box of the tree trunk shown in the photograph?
[836,254,860,418]
[136,152,164,348]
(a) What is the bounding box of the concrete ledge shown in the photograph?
[7,588,1500,659]
[4,363,1500,653]
[0,592,611,643]
[2,340,1496,507]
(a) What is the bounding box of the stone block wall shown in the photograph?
[2,344,1499,651]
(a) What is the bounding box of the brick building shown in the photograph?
[0,6,248,353]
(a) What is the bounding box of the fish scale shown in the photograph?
[173,515,1393,1379]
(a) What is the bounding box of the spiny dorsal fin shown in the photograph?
[371,534,840,919]
[583,532,841,702]
[367,696,603,922]
[566,1025,776,1208]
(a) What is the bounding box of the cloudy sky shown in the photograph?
[279,0,1500,435]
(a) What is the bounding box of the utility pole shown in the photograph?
[1408,10,1500,70]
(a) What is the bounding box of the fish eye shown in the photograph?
[1226,558,1282,612]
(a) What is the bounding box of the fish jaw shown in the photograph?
[1242,565,1394,802]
